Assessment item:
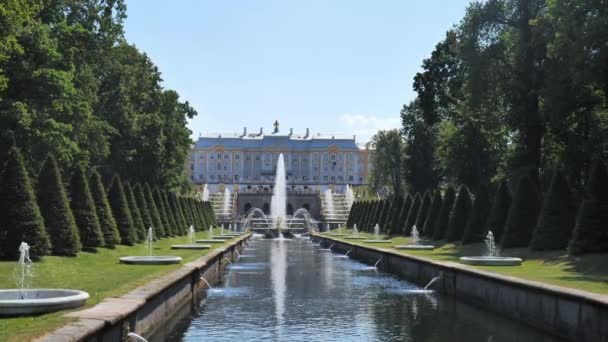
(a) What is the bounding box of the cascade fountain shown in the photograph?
[0,242,90,315]
[363,224,393,243]
[172,225,211,250]
[120,227,182,264]
[345,184,355,208]
[202,184,210,201]
[222,188,231,217]
[344,223,366,240]
[324,189,335,221]
[394,225,435,250]
[271,154,287,234]
[196,225,225,244]
[459,231,522,266]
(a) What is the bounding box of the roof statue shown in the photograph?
[273,120,279,134]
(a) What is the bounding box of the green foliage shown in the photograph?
[387,196,403,234]
[530,171,577,251]
[154,188,174,236]
[107,175,136,245]
[462,185,491,244]
[414,191,432,231]
[368,130,405,195]
[124,182,145,241]
[569,161,608,254]
[422,190,442,237]
[485,180,511,241]
[133,184,153,236]
[89,170,120,248]
[144,184,165,237]
[169,193,187,235]
[500,176,541,248]
[445,186,472,241]
[0,147,51,260]
[403,193,422,236]
[397,195,413,235]
[432,186,455,240]
[36,155,81,256]
[70,166,104,250]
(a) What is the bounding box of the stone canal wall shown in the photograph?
[37,234,250,342]
[313,234,608,342]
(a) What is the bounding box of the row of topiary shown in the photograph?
[0,146,216,260]
[346,160,608,255]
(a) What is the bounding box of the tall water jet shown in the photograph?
[324,189,335,220]
[270,154,286,230]
[202,184,210,201]
[222,188,231,217]
[16,242,33,299]
[120,227,182,264]
[345,184,355,208]
[394,225,435,250]
[363,223,393,244]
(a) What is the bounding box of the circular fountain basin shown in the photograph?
[459,256,522,266]
[394,245,435,251]
[222,233,242,236]
[171,244,211,250]
[344,236,367,240]
[363,240,393,244]
[196,239,225,244]
[0,289,89,316]
[119,256,182,265]
[327,233,350,237]
[212,236,234,240]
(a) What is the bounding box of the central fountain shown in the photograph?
[270,154,287,238]
[0,242,90,316]
[459,231,522,266]
[120,227,182,265]
[394,225,435,250]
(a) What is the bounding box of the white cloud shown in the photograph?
[340,113,401,143]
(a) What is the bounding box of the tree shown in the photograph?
[500,175,541,248]
[569,161,608,254]
[368,130,405,195]
[107,175,136,245]
[90,170,121,248]
[445,186,472,242]
[462,185,491,244]
[403,193,422,236]
[422,190,442,237]
[414,191,432,231]
[0,147,51,260]
[485,180,511,242]
[144,184,165,237]
[36,155,81,256]
[70,166,104,250]
[124,182,146,241]
[530,171,577,250]
[432,186,456,240]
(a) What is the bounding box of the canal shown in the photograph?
[167,237,561,341]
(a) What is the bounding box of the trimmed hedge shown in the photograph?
[485,180,511,241]
[531,170,577,251]
[403,193,421,236]
[90,170,121,248]
[70,166,104,250]
[445,186,472,242]
[397,195,413,235]
[124,182,146,241]
[107,175,136,245]
[36,155,81,256]
[500,175,541,248]
[569,161,608,254]
[462,185,491,244]
[387,196,404,234]
[422,189,442,237]
[414,191,432,232]
[432,186,456,240]
[144,184,165,237]
[154,188,174,236]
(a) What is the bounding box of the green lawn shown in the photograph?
[320,229,608,294]
[0,229,239,342]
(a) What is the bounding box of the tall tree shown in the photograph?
[368,130,405,196]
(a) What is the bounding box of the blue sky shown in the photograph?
[124,0,471,143]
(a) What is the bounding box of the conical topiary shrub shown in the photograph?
[70,166,104,251]
[485,180,511,242]
[569,161,608,254]
[403,193,422,236]
[379,200,392,232]
[432,186,456,240]
[531,171,577,251]
[133,184,153,233]
[0,147,51,260]
[170,193,187,235]
[422,190,442,237]
[445,186,472,242]
[414,191,432,231]
[124,182,146,241]
[36,155,81,256]
[144,184,165,237]
[500,175,541,248]
[462,185,491,244]
[154,188,174,236]
[90,170,121,248]
[107,175,136,245]
[387,196,403,234]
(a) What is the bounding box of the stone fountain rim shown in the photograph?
[459,256,523,266]
[171,244,211,249]
[394,244,436,250]
[119,256,183,265]
[0,288,89,306]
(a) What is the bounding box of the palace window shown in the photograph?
[217,153,221,158]
[349,176,354,181]
[224,154,229,159]
[217,162,221,170]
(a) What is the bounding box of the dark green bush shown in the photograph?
[70,166,104,250]
[500,176,541,248]
[445,186,472,242]
[90,170,121,248]
[414,191,432,232]
[107,175,136,245]
[404,193,421,236]
[485,180,511,241]
[462,185,491,244]
[422,190,442,237]
[432,186,455,240]
[124,182,146,241]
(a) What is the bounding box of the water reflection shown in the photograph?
[168,238,560,342]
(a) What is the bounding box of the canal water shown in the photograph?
[167,237,560,341]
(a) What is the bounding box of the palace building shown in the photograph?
[188,121,370,193]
